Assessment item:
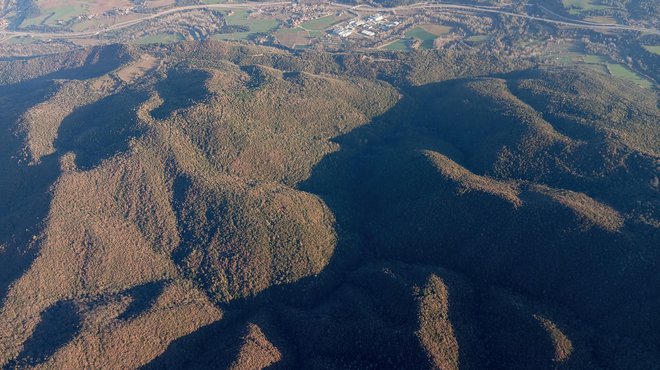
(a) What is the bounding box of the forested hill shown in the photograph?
[0,42,658,368]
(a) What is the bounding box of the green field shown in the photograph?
[584,15,617,24]
[540,40,653,88]
[466,35,490,43]
[299,15,345,31]
[562,0,610,15]
[273,15,343,46]
[543,41,604,65]
[384,39,410,51]
[382,24,451,51]
[606,63,652,89]
[582,54,607,63]
[224,10,249,25]
[405,27,437,49]
[308,30,325,38]
[214,10,279,41]
[582,63,610,74]
[134,33,184,45]
[643,45,660,55]
[21,4,85,27]
[70,18,101,32]
[224,10,278,33]
[385,26,444,50]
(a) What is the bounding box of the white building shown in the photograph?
[369,14,385,22]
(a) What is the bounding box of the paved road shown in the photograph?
[0,2,290,39]
[330,2,658,34]
[0,0,657,41]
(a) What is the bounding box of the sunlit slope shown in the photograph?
[0,42,398,368]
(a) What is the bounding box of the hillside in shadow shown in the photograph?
[300,73,660,356]
[7,300,82,368]
[54,89,149,170]
[145,69,659,369]
[151,69,212,120]
[0,79,61,304]
[0,45,137,305]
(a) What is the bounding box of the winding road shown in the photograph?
[0,0,657,42]
[333,2,658,34]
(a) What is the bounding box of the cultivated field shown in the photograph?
[643,45,660,55]
[584,15,618,24]
[213,10,279,40]
[606,63,652,88]
[274,28,311,48]
[384,23,451,51]
[407,24,452,49]
[562,0,611,15]
[541,40,652,88]
[21,0,132,27]
[300,14,350,31]
[383,39,410,51]
[466,34,490,43]
[225,10,279,33]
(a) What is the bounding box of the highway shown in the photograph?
[0,0,657,41]
[0,2,290,40]
[330,2,658,34]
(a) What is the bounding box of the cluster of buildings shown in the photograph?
[65,6,134,25]
[287,3,334,28]
[331,14,399,38]
[105,7,136,16]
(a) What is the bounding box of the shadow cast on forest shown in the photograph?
[144,74,660,368]
[4,68,658,367]
[7,301,82,368]
[0,86,149,304]
[142,79,525,369]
